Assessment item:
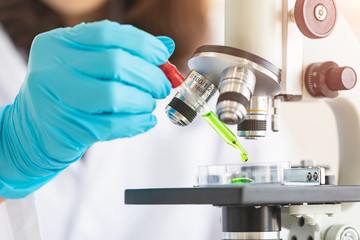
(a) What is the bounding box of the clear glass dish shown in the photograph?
[198,162,291,186]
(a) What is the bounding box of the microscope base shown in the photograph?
[125,185,360,240]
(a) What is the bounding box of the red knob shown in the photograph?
[305,61,357,98]
[294,0,337,39]
[326,67,357,91]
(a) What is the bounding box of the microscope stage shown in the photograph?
[125,184,360,206]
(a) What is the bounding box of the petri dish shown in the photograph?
[197,162,291,186]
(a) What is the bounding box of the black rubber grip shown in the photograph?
[168,97,197,123]
[222,206,281,232]
[238,119,267,131]
[217,92,250,109]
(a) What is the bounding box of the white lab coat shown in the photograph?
[0,25,42,240]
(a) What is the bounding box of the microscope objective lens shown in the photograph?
[202,111,248,162]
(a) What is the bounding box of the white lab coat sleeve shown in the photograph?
[0,25,42,239]
[0,24,25,105]
[0,195,42,240]
[0,201,14,240]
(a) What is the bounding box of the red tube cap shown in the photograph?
[159,61,185,88]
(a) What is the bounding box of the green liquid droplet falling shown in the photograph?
[202,111,248,162]
[230,178,254,184]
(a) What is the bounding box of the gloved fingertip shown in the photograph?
[165,80,172,96]
[156,36,175,57]
[149,114,158,127]
[155,75,172,99]
[137,114,157,135]
[151,99,157,111]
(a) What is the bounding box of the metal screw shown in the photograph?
[307,172,312,181]
[298,217,305,227]
[314,4,327,21]
[313,172,318,181]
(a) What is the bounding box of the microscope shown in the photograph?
[126,0,360,239]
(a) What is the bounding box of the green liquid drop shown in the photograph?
[230,178,254,184]
[202,111,248,162]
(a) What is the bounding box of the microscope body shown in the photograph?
[127,0,360,239]
[168,0,360,238]
[283,9,360,239]
[227,0,360,238]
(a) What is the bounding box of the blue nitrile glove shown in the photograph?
[0,20,175,199]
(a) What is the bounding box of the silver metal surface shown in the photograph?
[216,100,247,125]
[165,70,216,126]
[341,228,359,240]
[301,160,316,168]
[326,225,360,240]
[219,67,256,94]
[239,130,266,139]
[283,167,325,185]
[188,51,281,96]
[249,95,270,111]
[216,66,256,124]
[315,4,327,21]
[287,216,316,240]
[271,98,281,132]
[183,70,217,102]
[289,8,296,22]
[238,96,269,139]
[222,231,280,240]
[320,167,326,185]
[238,115,267,139]
[166,90,201,126]
[165,104,190,126]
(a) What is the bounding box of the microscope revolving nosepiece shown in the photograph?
[188,45,282,128]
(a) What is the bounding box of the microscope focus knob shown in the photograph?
[305,61,357,98]
[326,67,357,91]
[294,0,337,39]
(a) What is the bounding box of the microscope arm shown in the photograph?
[327,93,360,186]
[303,12,360,186]
[331,3,360,178]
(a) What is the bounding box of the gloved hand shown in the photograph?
[0,20,174,199]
